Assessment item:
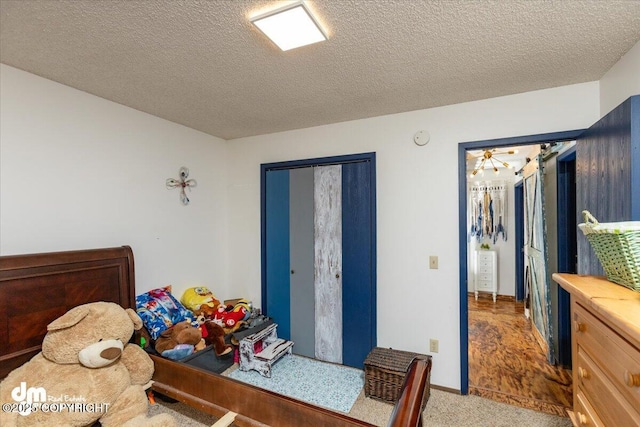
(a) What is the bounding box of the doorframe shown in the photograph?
[556,146,577,367]
[556,146,577,274]
[260,152,377,360]
[514,181,524,301]
[458,130,585,394]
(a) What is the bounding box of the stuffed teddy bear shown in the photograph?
[0,301,175,427]
[202,320,232,357]
[194,314,229,357]
[154,320,204,360]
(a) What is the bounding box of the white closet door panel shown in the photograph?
[314,165,342,363]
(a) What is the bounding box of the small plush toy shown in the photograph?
[194,303,218,320]
[0,302,175,427]
[213,304,247,329]
[232,299,252,321]
[180,286,221,312]
[194,314,221,352]
[202,320,233,357]
[155,320,204,360]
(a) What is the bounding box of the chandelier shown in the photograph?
[469,148,517,178]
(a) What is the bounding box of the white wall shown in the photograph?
[600,40,640,117]
[0,64,231,298]
[226,82,600,389]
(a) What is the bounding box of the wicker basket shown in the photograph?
[364,347,431,409]
[578,210,640,291]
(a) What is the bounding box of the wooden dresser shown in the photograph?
[553,274,640,427]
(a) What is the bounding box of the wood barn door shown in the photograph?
[523,155,554,363]
[261,153,376,369]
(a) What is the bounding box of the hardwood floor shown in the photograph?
[468,294,573,416]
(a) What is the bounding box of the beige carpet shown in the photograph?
[149,387,573,427]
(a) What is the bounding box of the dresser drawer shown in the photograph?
[574,390,604,427]
[476,273,492,283]
[477,265,492,274]
[477,252,494,263]
[576,348,640,427]
[476,281,493,291]
[574,303,640,408]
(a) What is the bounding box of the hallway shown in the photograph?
[468,294,573,416]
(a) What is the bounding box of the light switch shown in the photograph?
[429,256,438,269]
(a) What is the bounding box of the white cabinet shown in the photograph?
[474,250,497,302]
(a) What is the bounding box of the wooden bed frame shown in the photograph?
[0,246,428,427]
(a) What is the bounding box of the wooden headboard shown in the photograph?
[0,246,135,379]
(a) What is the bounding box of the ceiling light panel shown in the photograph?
[251,1,327,51]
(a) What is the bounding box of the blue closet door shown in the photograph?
[262,153,377,369]
[265,169,291,340]
[342,161,375,368]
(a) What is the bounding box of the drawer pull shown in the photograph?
[574,321,585,333]
[577,412,589,425]
[624,370,640,387]
[578,367,589,380]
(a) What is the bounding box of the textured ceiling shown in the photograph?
[1,1,639,140]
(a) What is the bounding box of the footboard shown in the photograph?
[150,354,375,427]
[386,358,432,427]
[151,354,433,427]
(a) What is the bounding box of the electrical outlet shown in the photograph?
[429,339,439,353]
[429,256,438,269]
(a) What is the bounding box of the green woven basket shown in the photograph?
[578,211,640,291]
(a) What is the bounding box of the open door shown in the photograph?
[523,154,554,363]
[556,148,576,367]
[514,181,524,301]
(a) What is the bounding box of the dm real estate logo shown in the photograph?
[6,381,108,417]
[11,382,46,416]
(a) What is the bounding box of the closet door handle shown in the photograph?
[335,273,340,279]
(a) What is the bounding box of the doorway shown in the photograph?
[457,129,585,398]
[261,152,377,369]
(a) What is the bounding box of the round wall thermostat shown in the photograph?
[413,130,430,146]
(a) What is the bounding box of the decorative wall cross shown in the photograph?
[166,167,197,205]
